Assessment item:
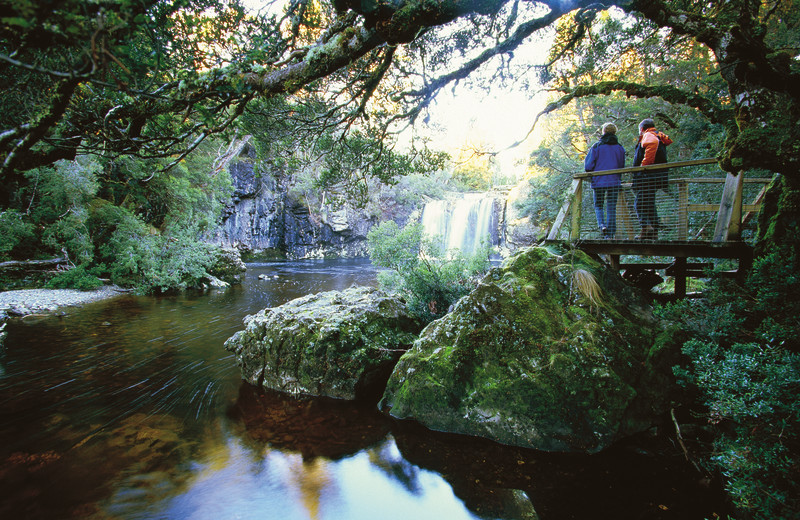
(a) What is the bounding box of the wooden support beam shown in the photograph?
[673,257,688,298]
[565,239,753,259]
[713,172,744,242]
[689,204,761,212]
[570,179,583,241]
[547,178,580,240]
[742,179,773,226]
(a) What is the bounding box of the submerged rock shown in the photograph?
[224,286,424,402]
[381,246,679,454]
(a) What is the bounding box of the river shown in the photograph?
[0,259,726,519]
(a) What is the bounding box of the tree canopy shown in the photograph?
[2,0,798,185]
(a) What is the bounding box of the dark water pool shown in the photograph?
[0,259,727,519]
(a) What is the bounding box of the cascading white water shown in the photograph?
[421,193,496,256]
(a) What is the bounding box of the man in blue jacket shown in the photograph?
[584,122,625,238]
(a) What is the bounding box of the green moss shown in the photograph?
[382,246,669,452]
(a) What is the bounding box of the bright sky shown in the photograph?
[417,84,549,180]
[240,0,552,181]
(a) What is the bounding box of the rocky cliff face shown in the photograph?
[211,146,515,258]
[210,146,379,258]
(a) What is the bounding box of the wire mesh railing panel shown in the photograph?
[569,170,770,242]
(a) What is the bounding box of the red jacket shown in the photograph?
[638,128,673,165]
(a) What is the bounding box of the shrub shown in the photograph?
[89,202,215,293]
[367,221,490,322]
[664,246,800,520]
[0,210,36,260]
[674,340,800,519]
[45,265,103,290]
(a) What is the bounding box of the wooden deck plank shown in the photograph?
[558,239,753,259]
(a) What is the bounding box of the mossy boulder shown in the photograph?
[381,246,678,453]
[207,247,247,285]
[224,286,424,402]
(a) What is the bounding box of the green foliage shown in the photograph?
[451,163,491,191]
[242,96,449,207]
[378,171,449,209]
[42,207,94,266]
[367,221,490,323]
[0,210,35,260]
[45,265,103,291]
[90,202,215,294]
[27,158,100,220]
[1,144,232,292]
[675,340,800,519]
[746,248,800,348]
[661,243,800,519]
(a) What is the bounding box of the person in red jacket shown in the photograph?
[632,118,673,240]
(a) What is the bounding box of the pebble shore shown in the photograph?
[0,286,126,317]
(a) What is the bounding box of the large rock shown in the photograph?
[503,181,548,250]
[381,246,679,453]
[207,247,247,285]
[224,286,424,402]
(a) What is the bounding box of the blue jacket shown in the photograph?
[584,133,625,188]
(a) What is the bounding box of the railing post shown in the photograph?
[713,172,744,242]
[547,178,581,240]
[570,179,583,240]
[728,174,744,241]
[677,180,689,241]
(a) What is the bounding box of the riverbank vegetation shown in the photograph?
[2,0,799,517]
[0,143,232,292]
[367,221,490,322]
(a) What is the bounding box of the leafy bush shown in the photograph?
[86,197,217,293]
[367,221,490,322]
[45,265,103,290]
[746,249,800,348]
[0,210,36,260]
[378,171,449,210]
[662,245,800,520]
[451,163,491,191]
[674,340,800,519]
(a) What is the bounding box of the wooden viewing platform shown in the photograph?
[545,158,774,298]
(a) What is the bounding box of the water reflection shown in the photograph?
[0,258,726,519]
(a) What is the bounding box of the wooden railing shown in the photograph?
[546,158,773,243]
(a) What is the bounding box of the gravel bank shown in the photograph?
[0,285,127,317]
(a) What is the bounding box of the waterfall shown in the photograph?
[421,193,498,256]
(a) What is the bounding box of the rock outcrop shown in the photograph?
[381,246,679,453]
[503,181,548,249]
[224,286,424,402]
[210,145,379,258]
[206,247,247,285]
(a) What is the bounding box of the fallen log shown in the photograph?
[0,257,67,270]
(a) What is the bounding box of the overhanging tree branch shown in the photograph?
[510,80,732,148]
[620,0,800,101]
[397,4,568,116]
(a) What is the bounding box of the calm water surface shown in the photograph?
[0,259,725,519]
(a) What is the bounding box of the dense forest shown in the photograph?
[1,1,799,518]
